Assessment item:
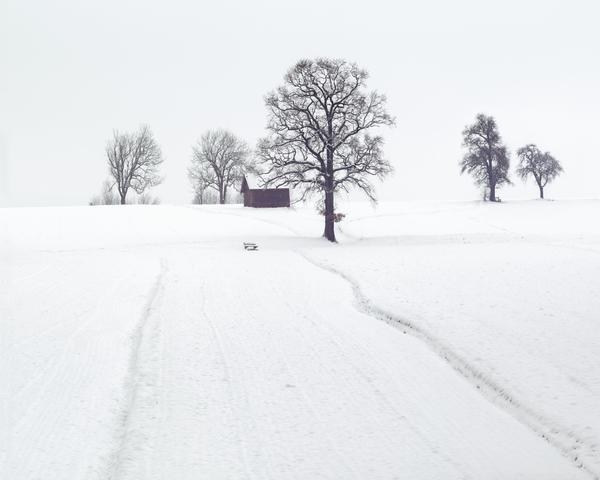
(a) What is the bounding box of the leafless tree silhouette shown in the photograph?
[516,144,563,199]
[106,125,164,204]
[460,114,510,202]
[188,130,250,205]
[256,58,394,242]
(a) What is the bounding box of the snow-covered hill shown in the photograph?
[2,200,599,479]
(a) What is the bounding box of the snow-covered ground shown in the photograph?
[2,200,599,479]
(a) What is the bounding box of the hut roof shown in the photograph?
[240,173,261,192]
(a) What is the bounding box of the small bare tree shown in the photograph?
[192,188,219,204]
[460,114,510,202]
[89,179,119,206]
[101,179,119,205]
[106,125,164,205]
[191,180,207,205]
[516,144,563,199]
[256,58,394,242]
[188,130,250,204]
[135,193,161,205]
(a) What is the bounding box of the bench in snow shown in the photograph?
[243,242,258,251]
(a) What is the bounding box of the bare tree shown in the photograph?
[190,179,221,205]
[101,179,119,205]
[460,114,510,202]
[256,58,394,242]
[89,179,119,206]
[516,144,563,199]
[192,188,219,204]
[188,130,250,204]
[135,192,161,205]
[106,125,164,204]
[191,182,207,205]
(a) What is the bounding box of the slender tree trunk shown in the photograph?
[323,189,336,242]
[323,120,337,242]
[486,152,496,202]
[323,172,336,242]
[219,185,225,204]
[539,184,544,199]
[120,193,126,205]
[489,182,496,202]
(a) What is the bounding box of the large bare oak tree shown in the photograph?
[188,130,250,204]
[256,58,394,242]
[516,144,563,199]
[460,114,510,202]
[106,125,163,204]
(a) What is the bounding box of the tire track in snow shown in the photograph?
[278,298,469,479]
[105,258,167,480]
[200,276,256,480]
[185,206,597,476]
[298,252,599,480]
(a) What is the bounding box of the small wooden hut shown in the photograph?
[240,176,290,208]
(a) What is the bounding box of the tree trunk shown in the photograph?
[489,182,496,202]
[324,120,336,242]
[539,185,544,199]
[323,189,336,242]
[120,193,126,205]
[219,186,225,204]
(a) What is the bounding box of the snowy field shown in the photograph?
[2,200,599,480]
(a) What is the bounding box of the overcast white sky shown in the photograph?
[1,0,599,207]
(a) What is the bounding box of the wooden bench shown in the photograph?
[243,242,258,251]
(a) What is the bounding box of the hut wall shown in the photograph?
[244,189,290,208]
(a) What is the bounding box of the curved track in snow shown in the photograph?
[299,252,598,479]
[3,205,596,480]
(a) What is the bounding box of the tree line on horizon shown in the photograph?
[90,58,564,241]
